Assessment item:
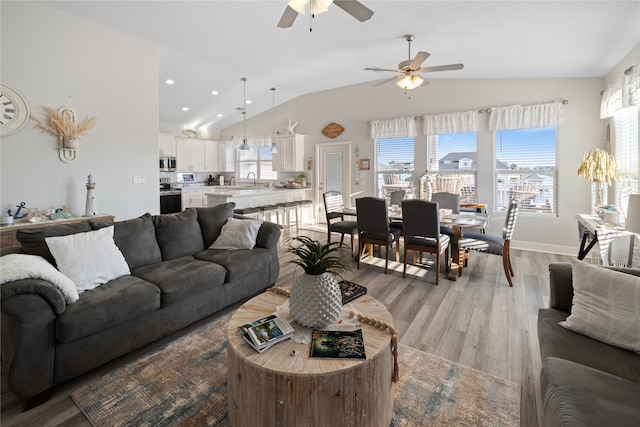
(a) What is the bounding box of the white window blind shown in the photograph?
[425,132,478,203]
[494,128,557,214]
[237,146,277,180]
[375,137,415,199]
[614,106,639,216]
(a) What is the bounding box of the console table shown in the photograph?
[0,214,114,249]
[576,213,638,266]
[227,290,395,427]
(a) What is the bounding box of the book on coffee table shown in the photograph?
[242,315,294,353]
[338,280,367,304]
[309,329,366,359]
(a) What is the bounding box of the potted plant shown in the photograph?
[30,106,97,149]
[298,172,307,188]
[283,236,350,328]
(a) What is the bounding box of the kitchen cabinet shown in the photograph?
[159,133,176,156]
[272,134,305,172]
[181,187,207,209]
[204,141,219,172]
[176,138,205,171]
[218,141,235,172]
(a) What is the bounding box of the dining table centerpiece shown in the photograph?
[284,236,350,328]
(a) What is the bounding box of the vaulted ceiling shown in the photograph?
[45,1,640,130]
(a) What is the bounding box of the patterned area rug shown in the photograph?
[71,313,520,427]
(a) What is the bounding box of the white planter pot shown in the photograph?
[290,272,342,328]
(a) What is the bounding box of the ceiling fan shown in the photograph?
[365,34,464,90]
[277,0,374,29]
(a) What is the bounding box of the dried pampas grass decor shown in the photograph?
[30,106,97,141]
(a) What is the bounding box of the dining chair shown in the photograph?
[401,199,450,284]
[458,199,520,286]
[322,191,358,250]
[356,197,401,274]
[431,192,460,236]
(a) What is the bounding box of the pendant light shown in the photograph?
[270,87,279,154]
[239,77,251,151]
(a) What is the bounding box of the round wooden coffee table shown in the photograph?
[227,290,395,427]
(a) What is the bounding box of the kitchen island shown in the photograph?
[205,186,309,210]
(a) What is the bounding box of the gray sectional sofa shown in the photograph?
[1,203,281,408]
[537,262,640,426]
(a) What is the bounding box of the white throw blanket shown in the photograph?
[0,254,79,303]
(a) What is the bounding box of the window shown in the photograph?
[425,132,477,203]
[375,137,414,199]
[614,106,639,214]
[236,146,278,181]
[494,127,557,214]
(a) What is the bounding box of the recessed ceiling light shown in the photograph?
[211,90,219,95]
[246,100,252,104]
[165,79,175,85]
[217,114,223,118]
[181,107,189,111]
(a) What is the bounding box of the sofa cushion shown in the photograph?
[56,275,160,343]
[132,256,226,306]
[209,217,262,250]
[195,247,271,282]
[16,221,93,266]
[196,203,236,248]
[560,261,640,353]
[92,213,162,270]
[154,209,204,260]
[538,308,640,383]
[541,357,640,427]
[45,226,131,293]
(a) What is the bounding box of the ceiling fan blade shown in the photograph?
[409,51,430,69]
[373,75,398,87]
[364,67,400,72]
[333,0,374,22]
[418,63,464,73]
[277,5,299,28]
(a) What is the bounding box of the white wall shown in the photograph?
[222,77,606,255]
[0,2,159,221]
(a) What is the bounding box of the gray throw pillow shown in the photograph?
[154,209,204,260]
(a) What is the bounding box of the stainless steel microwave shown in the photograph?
[159,156,176,172]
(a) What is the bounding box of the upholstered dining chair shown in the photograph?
[323,191,358,251]
[458,199,520,286]
[401,199,450,284]
[431,192,460,236]
[356,197,401,274]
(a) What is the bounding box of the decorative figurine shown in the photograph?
[13,202,27,219]
[85,174,97,216]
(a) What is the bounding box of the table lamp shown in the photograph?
[577,149,621,207]
[625,194,640,233]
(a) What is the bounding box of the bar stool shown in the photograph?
[259,204,280,223]
[297,199,313,226]
[276,201,300,231]
[233,207,261,219]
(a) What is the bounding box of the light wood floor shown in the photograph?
[1,227,574,426]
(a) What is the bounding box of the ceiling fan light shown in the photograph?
[288,0,308,15]
[314,0,333,14]
[396,74,424,90]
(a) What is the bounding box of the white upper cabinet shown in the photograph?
[204,140,219,172]
[159,133,176,156]
[176,137,205,171]
[272,134,305,172]
[218,141,235,172]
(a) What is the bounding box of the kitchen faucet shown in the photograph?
[247,172,256,186]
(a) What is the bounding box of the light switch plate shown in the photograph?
[132,176,146,184]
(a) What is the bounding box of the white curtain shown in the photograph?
[423,110,479,135]
[601,64,639,118]
[244,133,271,148]
[489,101,564,130]
[369,116,416,139]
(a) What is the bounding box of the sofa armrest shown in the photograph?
[548,262,574,312]
[1,279,66,315]
[2,282,60,399]
[255,221,283,249]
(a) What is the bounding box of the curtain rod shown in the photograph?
[478,99,568,113]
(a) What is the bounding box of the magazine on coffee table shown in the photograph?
[242,315,294,352]
[338,280,367,304]
[309,329,366,359]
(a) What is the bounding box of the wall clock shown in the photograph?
[0,84,30,136]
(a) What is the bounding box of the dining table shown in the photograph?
[338,207,489,280]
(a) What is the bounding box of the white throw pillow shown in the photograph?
[45,226,130,293]
[209,217,262,250]
[560,261,640,353]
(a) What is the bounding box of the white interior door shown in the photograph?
[316,142,351,224]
